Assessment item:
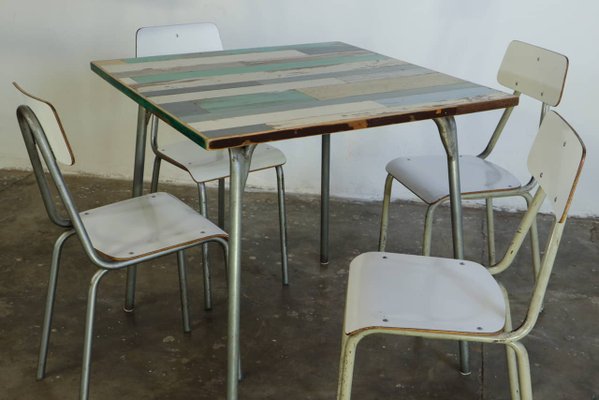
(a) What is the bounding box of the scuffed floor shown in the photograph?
[0,169,597,399]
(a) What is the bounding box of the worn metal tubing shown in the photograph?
[320,134,331,264]
[211,235,243,380]
[149,115,161,193]
[422,202,441,256]
[434,116,464,260]
[486,198,497,266]
[227,145,255,400]
[198,183,213,310]
[150,157,161,193]
[37,229,76,380]
[478,93,519,159]
[218,178,226,229]
[488,190,546,276]
[177,250,191,333]
[378,174,394,251]
[275,165,289,285]
[17,107,71,228]
[521,192,542,278]
[509,342,533,400]
[125,106,150,312]
[501,285,521,400]
[434,116,469,374]
[336,333,363,400]
[80,269,109,400]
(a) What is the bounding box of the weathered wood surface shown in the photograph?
[92,42,518,149]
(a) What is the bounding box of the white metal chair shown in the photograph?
[379,41,569,275]
[338,110,585,400]
[14,82,229,400]
[136,23,289,312]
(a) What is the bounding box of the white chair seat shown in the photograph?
[157,141,286,184]
[386,154,522,204]
[344,252,506,335]
[81,192,227,261]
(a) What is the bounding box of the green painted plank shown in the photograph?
[132,53,388,84]
[198,90,316,112]
[180,82,480,124]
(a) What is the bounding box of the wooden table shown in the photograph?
[91,41,518,399]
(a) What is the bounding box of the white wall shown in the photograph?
[2,0,597,216]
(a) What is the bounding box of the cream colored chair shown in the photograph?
[379,41,568,275]
[14,82,229,400]
[337,110,585,400]
[137,23,289,311]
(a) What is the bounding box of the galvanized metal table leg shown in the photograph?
[218,178,226,229]
[227,145,256,400]
[320,134,331,265]
[434,116,470,375]
[124,106,150,312]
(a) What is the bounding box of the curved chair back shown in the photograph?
[14,82,97,257]
[135,23,224,153]
[528,111,585,223]
[136,22,223,57]
[14,83,77,229]
[479,41,568,161]
[497,40,569,107]
[14,83,74,166]
[497,110,585,334]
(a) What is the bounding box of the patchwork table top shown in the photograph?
[91,41,518,150]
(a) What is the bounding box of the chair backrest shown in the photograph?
[491,110,584,336]
[136,23,224,149]
[14,83,74,166]
[493,110,585,271]
[528,110,585,223]
[479,41,568,160]
[136,22,223,57]
[497,40,569,107]
[14,82,79,230]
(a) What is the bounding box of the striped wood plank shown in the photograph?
[91,41,519,149]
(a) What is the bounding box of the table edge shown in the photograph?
[90,61,209,149]
[204,96,519,149]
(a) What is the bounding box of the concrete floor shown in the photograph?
[0,169,597,399]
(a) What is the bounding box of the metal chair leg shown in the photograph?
[37,230,75,380]
[80,269,109,400]
[422,202,440,256]
[337,333,362,400]
[275,166,289,286]
[124,107,150,314]
[501,286,521,400]
[177,250,191,333]
[522,193,542,278]
[213,237,242,381]
[378,174,394,251]
[198,183,212,311]
[218,178,226,229]
[320,134,331,265]
[486,198,497,266]
[150,156,162,193]
[508,342,533,400]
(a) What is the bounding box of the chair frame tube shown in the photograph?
[321,134,331,264]
[227,145,255,400]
